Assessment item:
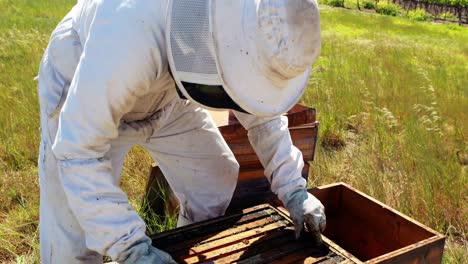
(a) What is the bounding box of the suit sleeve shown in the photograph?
[233,111,307,205]
[51,2,162,261]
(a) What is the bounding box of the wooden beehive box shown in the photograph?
[144,104,445,263]
[151,204,351,263]
[150,183,445,264]
[306,183,446,263]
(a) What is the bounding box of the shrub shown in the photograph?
[375,2,400,16]
[362,0,376,9]
[325,0,345,7]
[407,8,430,21]
[439,11,458,21]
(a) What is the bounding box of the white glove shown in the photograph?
[285,188,326,244]
[121,238,177,264]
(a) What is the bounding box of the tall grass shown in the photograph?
[0,1,466,263]
[304,9,467,263]
[0,1,75,262]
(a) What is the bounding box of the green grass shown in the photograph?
[0,1,467,263]
[304,8,467,263]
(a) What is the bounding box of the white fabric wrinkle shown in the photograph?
[49,1,168,260]
[118,96,178,140]
[38,14,80,120]
[52,0,163,160]
[37,2,178,260]
[38,54,67,127]
[49,29,82,83]
[57,156,148,261]
[36,9,81,148]
[177,213,194,227]
[147,96,178,133]
[234,112,306,205]
[143,103,238,223]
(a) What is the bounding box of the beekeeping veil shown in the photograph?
[166,0,321,117]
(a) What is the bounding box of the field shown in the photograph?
[0,0,467,263]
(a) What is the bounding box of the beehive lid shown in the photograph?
[151,204,350,263]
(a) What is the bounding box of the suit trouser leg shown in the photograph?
[142,100,239,225]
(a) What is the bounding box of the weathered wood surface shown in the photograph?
[151,204,349,264]
[148,184,445,264]
[307,183,446,264]
[220,124,317,169]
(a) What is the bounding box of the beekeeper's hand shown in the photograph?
[122,238,177,264]
[285,188,326,244]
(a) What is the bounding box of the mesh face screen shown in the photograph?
[170,0,218,76]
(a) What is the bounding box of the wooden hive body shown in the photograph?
[150,184,445,264]
[307,183,446,264]
[143,104,445,263]
[151,204,350,264]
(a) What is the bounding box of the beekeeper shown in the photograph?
[37,0,325,263]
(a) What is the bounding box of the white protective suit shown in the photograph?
[38,0,308,263]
